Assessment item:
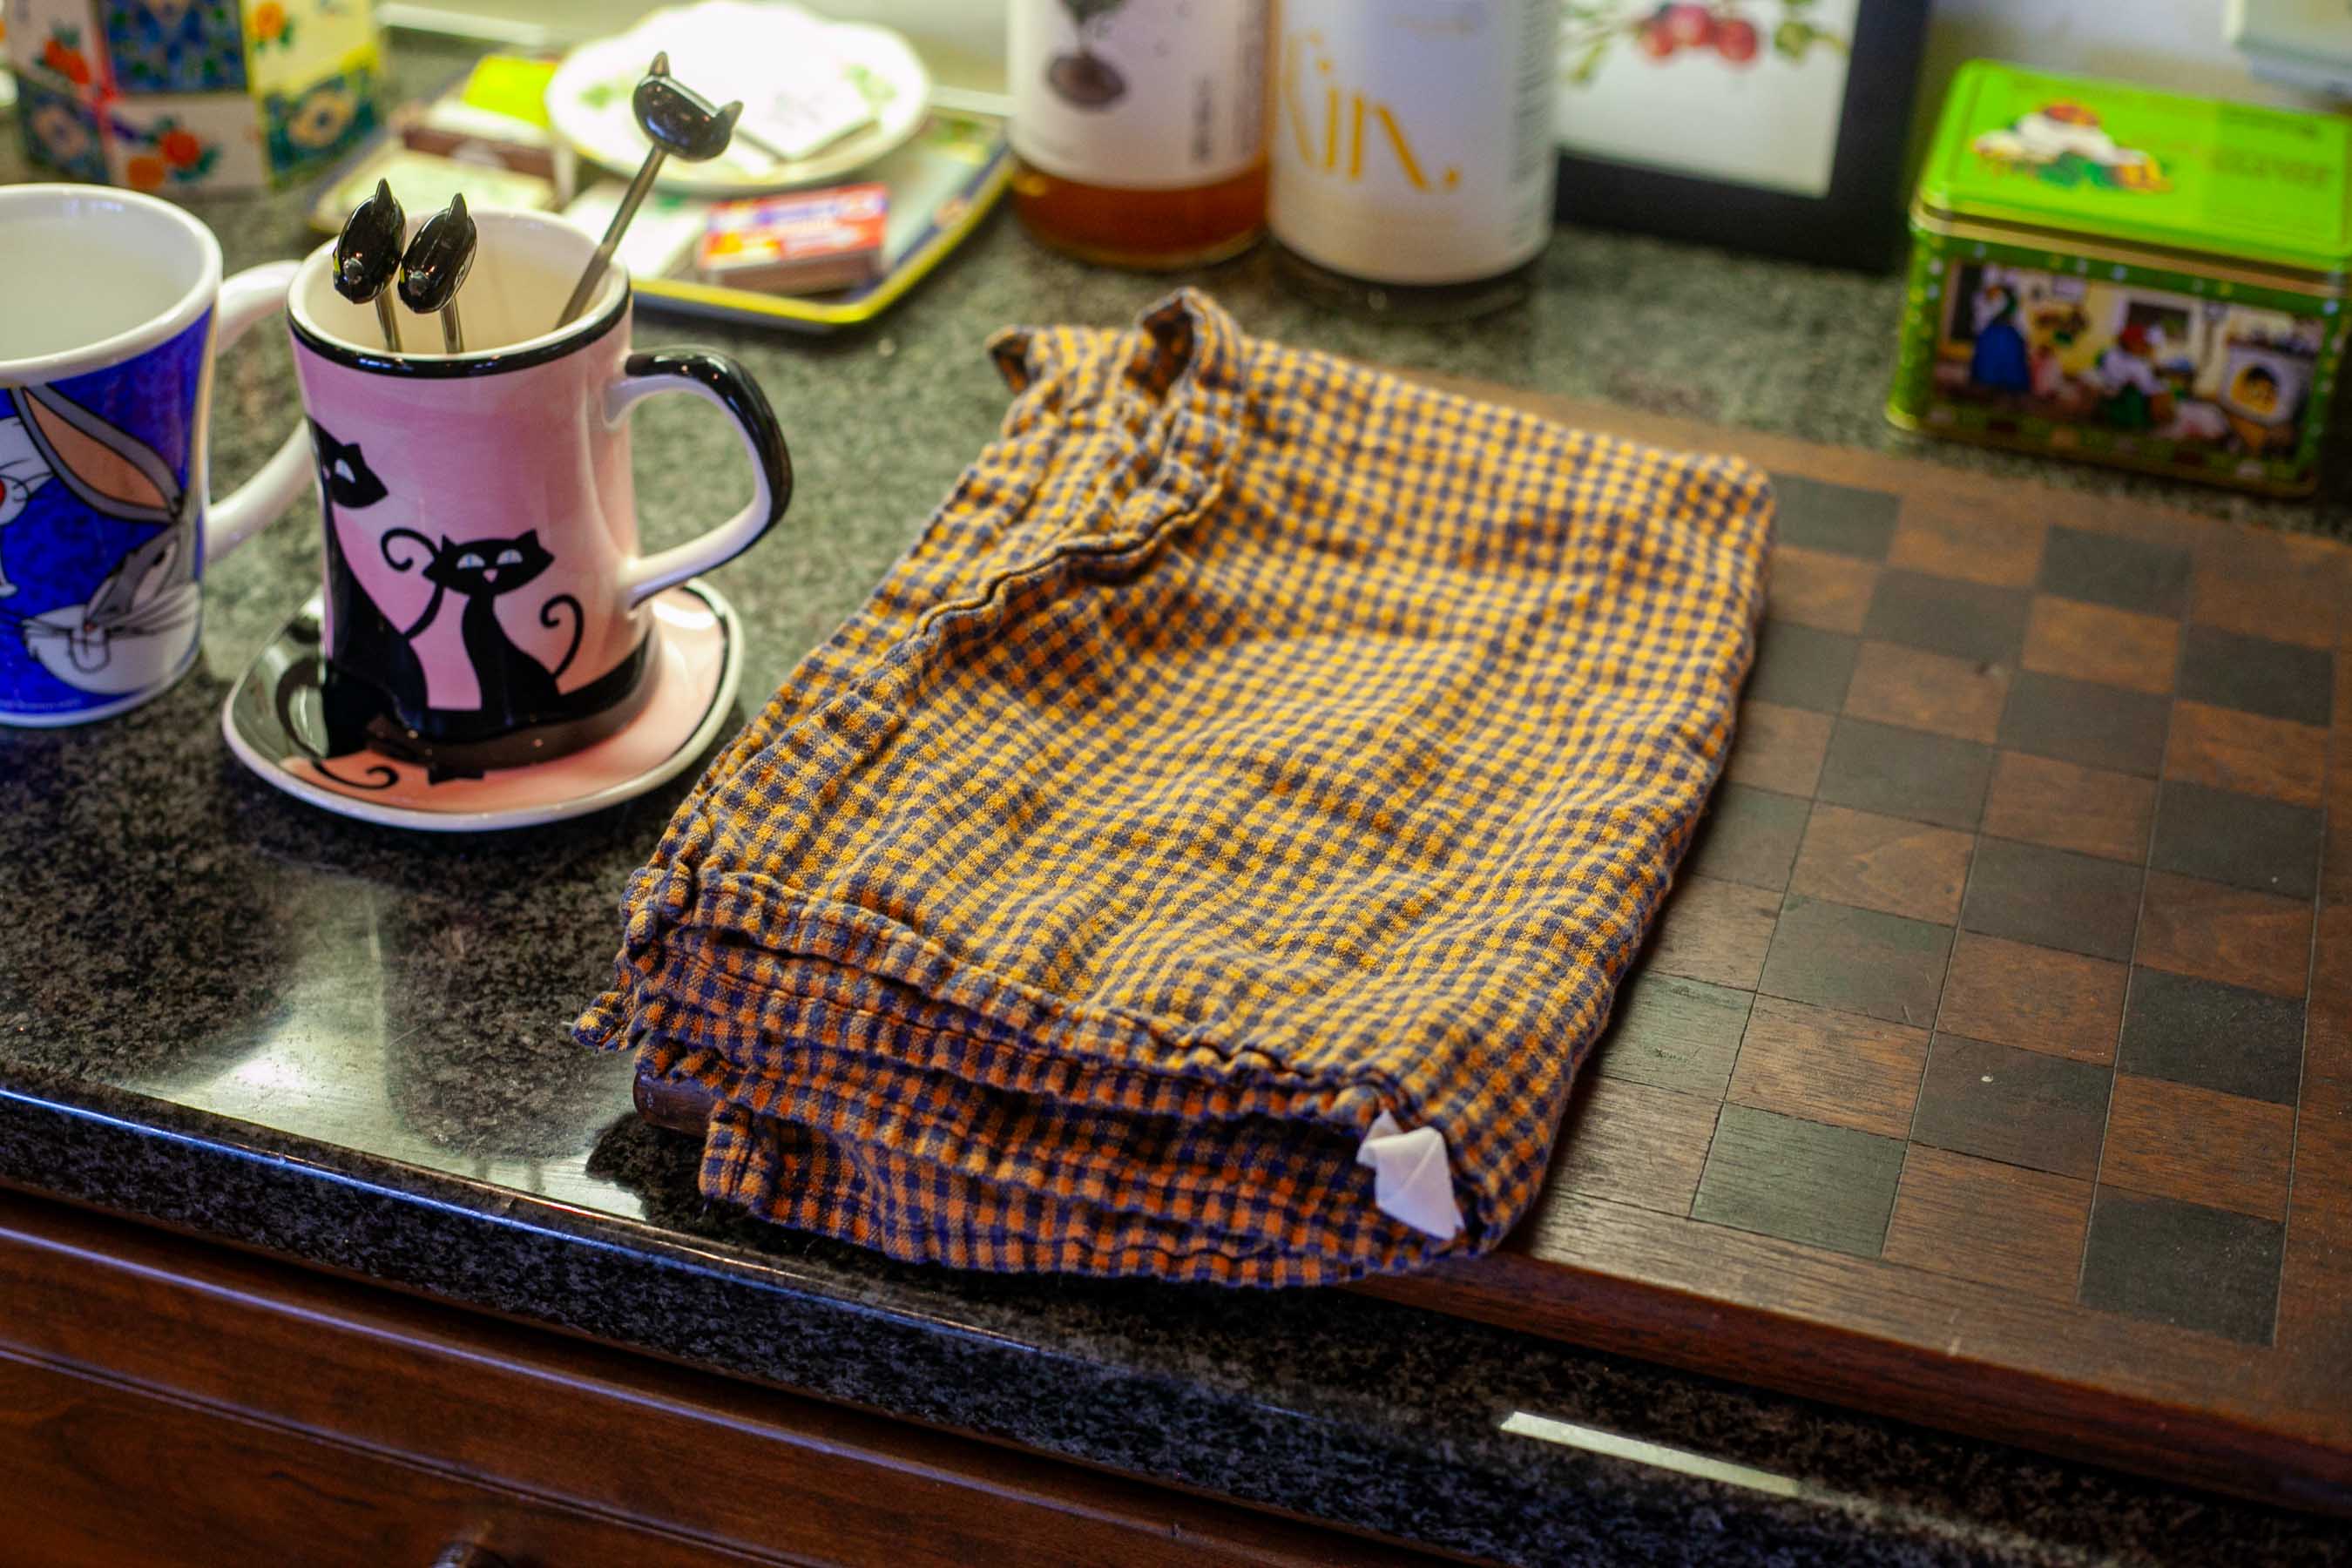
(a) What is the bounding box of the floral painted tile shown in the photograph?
[261,51,375,179]
[8,0,107,102]
[240,0,290,64]
[17,72,109,179]
[103,0,247,94]
[105,89,266,191]
[241,0,374,97]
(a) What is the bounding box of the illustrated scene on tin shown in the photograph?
[1930,260,2320,459]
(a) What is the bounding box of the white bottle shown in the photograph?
[1269,0,1558,315]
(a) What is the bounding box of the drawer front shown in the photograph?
[0,1351,746,1568]
[0,1190,1432,1568]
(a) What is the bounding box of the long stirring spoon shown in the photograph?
[335,179,406,354]
[398,193,477,354]
[556,51,741,328]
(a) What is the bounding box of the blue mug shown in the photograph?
[0,184,311,726]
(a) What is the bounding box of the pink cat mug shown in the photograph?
[280,206,790,776]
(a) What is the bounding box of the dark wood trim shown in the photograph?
[1357,1207,2352,1516]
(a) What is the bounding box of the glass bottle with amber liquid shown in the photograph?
[1008,0,1269,269]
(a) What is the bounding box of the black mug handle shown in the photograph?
[606,348,794,607]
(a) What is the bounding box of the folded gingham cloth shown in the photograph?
[578,289,1773,1286]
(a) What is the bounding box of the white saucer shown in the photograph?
[222,580,740,832]
[545,4,931,196]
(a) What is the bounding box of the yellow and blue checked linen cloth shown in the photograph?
[578,290,1774,1286]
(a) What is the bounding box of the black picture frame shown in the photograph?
[1551,1,1932,270]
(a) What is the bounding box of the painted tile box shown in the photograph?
[5,0,383,193]
[1888,61,2350,498]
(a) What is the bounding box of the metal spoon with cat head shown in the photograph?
[397,193,477,354]
[334,179,406,354]
[556,51,742,328]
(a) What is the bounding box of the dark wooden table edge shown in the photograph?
[1356,1252,2351,1518]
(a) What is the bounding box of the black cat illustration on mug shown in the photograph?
[389,528,582,725]
[287,422,598,781]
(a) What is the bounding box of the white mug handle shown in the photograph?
[203,259,311,563]
[604,348,794,607]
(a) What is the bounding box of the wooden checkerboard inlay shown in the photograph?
[1357,380,2352,1518]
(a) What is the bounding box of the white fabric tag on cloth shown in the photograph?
[1355,1111,1465,1240]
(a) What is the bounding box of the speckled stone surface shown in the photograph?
[2,36,2348,1568]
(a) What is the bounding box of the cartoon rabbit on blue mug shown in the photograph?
[1,185,314,727]
[0,382,203,700]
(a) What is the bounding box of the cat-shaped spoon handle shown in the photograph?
[335,179,407,354]
[398,193,477,354]
[556,51,741,328]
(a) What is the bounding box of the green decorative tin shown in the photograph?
[1888,61,2349,497]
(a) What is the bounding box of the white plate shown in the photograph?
[545,5,932,196]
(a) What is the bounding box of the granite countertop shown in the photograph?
[3,36,2349,1568]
